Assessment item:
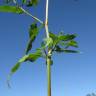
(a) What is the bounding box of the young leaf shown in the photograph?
[0,6,23,14]
[67,40,78,48]
[49,32,58,40]
[26,23,39,54]
[44,37,53,48]
[58,34,77,41]
[55,45,79,53]
[49,32,59,45]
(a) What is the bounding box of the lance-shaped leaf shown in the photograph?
[26,50,42,62]
[26,23,39,54]
[62,49,79,53]
[55,45,79,53]
[11,55,29,73]
[58,34,77,41]
[11,50,42,74]
[0,6,23,14]
[67,40,78,48]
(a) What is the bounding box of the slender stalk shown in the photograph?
[45,0,50,38]
[45,0,51,96]
[20,7,43,24]
[12,0,43,24]
[47,57,51,96]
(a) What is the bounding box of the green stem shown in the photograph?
[47,57,51,96]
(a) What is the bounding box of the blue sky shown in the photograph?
[0,0,96,96]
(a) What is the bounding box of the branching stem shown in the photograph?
[12,0,43,24]
[20,7,43,24]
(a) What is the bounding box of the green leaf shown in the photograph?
[62,49,79,53]
[11,55,28,73]
[26,23,39,54]
[49,32,58,40]
[0,6,23,14]
[55,45,78,53]
[67,40,78,48]
[26,50,42,62]
[11,63,20,73]
[55,45,64,52]
[49,32,59,45]
[58,34,77,41]
[44,37,53,48]
[26,0,38,7]
[22,0,26,4]
[11,50,41,74]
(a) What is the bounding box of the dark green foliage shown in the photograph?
[0,6,23,14]
[26,22,39,54]
[43,37,53,48]
[65,40,78,48]
[26,50,42,62]
[58,34,77,41]
[55,45,79,53]
[49,32,78,54]
[26,0,39,7]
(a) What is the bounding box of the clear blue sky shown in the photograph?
[0,0,96,96]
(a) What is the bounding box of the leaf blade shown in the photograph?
[0,6,23,14]
[58,34,77,41]
[26,23,39,54]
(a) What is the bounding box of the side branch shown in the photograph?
[12,0,43,24]
[20,7,43,24]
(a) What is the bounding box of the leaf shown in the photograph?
[0,6,23,14]
[55,45,64,52]
[58,34,77,41]
[11,50,41,74]
[26,50,42,62]
[49,32,59,45]
[11,63,20,73]
[44,37,53,48]
[55,45,79,53]
[26,0,38,7]
[26,23,39,54]
[67,40,78,48]
[11,55,28,73]
[62,50,79,53]
[49,32,57,40]
[22,0,26,4]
